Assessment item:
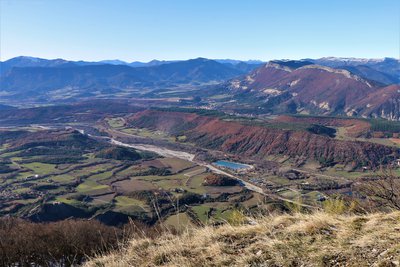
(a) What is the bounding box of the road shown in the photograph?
[291,167,347,181]
[93,125,317,208]
[110,138,266,195]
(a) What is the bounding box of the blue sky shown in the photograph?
[1,0,399,61]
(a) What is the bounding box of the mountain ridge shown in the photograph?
[0,58,253,101]
[0,56,264,72]
[227,59,400,119]
[1,56,399,120]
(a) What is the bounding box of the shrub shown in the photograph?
[322,197,346,215]
[178,192,203,205]
[227,209,246,226]
[285,197,304,214]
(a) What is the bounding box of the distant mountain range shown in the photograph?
[309,57,400,84]
[0,56,263,75]
[0,57,262,101]
[0,104,16,110]
[1,55,399,120]
[1,56,397,84]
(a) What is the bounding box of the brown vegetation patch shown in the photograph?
[141,159,168,169]
[113,178,156,193]
[204,185,243,196]
[86,212,400,267]
[390,138,400,145]
[0,218,120,266]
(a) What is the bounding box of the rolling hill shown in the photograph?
[127,109,399,168]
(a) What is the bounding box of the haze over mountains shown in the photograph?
[310,57,400,84]
[0,56,263,75]
[0,57,261,101]
[0,55,399,119]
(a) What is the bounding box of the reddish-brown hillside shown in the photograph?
[128,110,399,167]
[350,84,400,120]
[228,61,387,115]
[274,115,371,137]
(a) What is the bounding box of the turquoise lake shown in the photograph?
[213,160,251,170]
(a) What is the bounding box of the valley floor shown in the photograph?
[86,211,400,267]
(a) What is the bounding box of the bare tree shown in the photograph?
[358,170,400,210]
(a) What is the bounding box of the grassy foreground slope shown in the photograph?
[86,211,400,267]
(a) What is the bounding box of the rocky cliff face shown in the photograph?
[227,61,400,118]
[128,110,399,167]
[349,84,400,120]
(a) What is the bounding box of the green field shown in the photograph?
[114,196,149,213]
[22,162,58,175]
[191,205,211,223]
[106,118,125,128]
[76,180,109,193]
[164,212,193,231]
[3,122,378,227]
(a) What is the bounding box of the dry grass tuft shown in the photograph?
[86,211,400,267]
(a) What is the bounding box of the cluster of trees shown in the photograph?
[153,107,225,117]
[0,160,16,174]
[299,182,350,191]
[203,173,239,186]
[306,124,336,137]
[2,134,98,165]
[369,119,400,134]
[0,216,172,266]
[95,146,143,161]
[0,218,120,266]
[132,166,172,176]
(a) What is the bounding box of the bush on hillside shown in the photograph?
[203,173,239,186]
[95,146,142,161]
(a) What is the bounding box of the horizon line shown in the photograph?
[1,55,398,63]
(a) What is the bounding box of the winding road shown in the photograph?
[110,138,266,195]
[91,124,317,208]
